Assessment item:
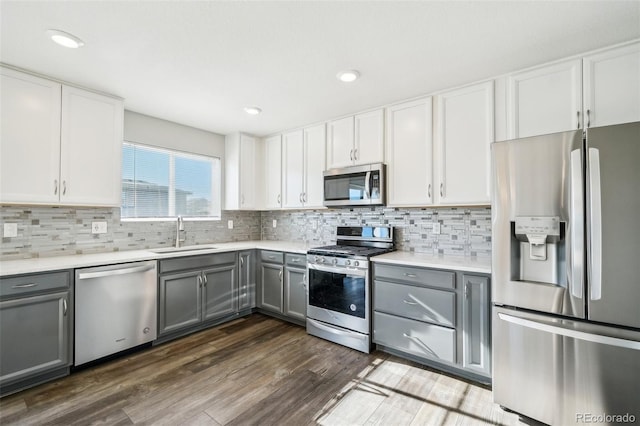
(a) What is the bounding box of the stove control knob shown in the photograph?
[319,257,325,263]
[314,256,320,263]
[354,260,360,267]
[332,258,337,265]
[345,260,351,266]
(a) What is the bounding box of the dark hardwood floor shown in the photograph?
[0,314,532,425]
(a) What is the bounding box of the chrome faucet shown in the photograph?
[175,215,186,248]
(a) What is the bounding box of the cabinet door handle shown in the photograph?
[203,274,208,287]
[354,149,358,161]
[198,275,203,287]
[464,282,470,299]
[279,269,283,281]
[54,179,58,195]
[299,193,303,203]
[303,193,307,203]
[404,273,417,278]
[587,109,591,128]
[576,111,580,129]
[440,182,444,198]
[241,194,245,205]
[427,184,431,199]
[63,298,68,316]
[402,299,418,305]
[12,283,37,289]
[62,180,67,195]
[240,257,244,267]
[350,149,354,161]
[277,194,281,205]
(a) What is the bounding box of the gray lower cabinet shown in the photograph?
[0,271,72,396]
[258,250,307,324]
[373,263,491,382]
[284,254,307,322]
[259,251,284,313]
[461,274,491,377]
[238,250,255,311]
[159,252,237,339]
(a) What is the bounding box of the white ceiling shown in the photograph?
[2,1,639,138]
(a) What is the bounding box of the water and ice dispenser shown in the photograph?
[511,216,566,286]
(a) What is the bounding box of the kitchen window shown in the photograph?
[121,142,221,219]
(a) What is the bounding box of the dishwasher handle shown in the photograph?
[77,263,156,280]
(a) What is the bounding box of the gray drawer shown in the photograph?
[373,311,456,364]
[285,253,306,267]
[261,250,284,264]
[374,280,455,327]
[0,271,70,298]
[374,264,455,290]
[160,252,235,274]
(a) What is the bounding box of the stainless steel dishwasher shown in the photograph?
[74,261,157,366]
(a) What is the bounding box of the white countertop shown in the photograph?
[1,241,491,276]
[371,251,491,274]
[0,240,313,277]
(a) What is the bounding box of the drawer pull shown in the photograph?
[63,298,68,316]
[402,299,418,305]
[404,273,417,278]
[12,283,37,289]
[268,255,275,260]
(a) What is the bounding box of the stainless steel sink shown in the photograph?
[149,245,217,254]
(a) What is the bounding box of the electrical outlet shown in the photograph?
[272,219,277,228]
[92,221,107,234]
[3,223,18,238]
[227,220,234,229]
[432,222,441,235]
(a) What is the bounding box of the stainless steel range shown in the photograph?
[306,226,393,353]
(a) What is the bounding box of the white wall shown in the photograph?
[124,110,225,158]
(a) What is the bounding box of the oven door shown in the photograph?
[307,263,369,334]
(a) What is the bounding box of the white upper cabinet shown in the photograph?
[1,67,62,204]
[386,98,433,207]
[507,58,582,138]
[435,81,494,205]
[327,109,384,169]
[354,109,384,166]
[59,86,123,206]
[263,135,282,209]
[583,41,640,128]
[302,123,326,208]
[0,66,123,206]
[281,124,326,209]
[282,130,304,209]
[225,133,256,210]
[327,116,354,169]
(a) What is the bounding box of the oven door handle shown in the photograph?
[307,263,367,277]
[307,318,367,341]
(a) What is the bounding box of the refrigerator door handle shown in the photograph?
[498,313,640,351]
[588,147,602,301]
[569,149,584,299]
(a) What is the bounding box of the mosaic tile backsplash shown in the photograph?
[0,206,261,260]
[261,207,492,258]
[1,205,491,260]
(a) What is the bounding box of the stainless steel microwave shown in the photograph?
[323,163,385,207]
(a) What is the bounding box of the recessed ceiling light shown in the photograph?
[46,29,84,49]
[337,70,360,83]
[244,106,262,115]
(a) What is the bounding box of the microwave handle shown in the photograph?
[365,171,371,200]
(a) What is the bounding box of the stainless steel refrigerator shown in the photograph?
[491,121,640,425]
